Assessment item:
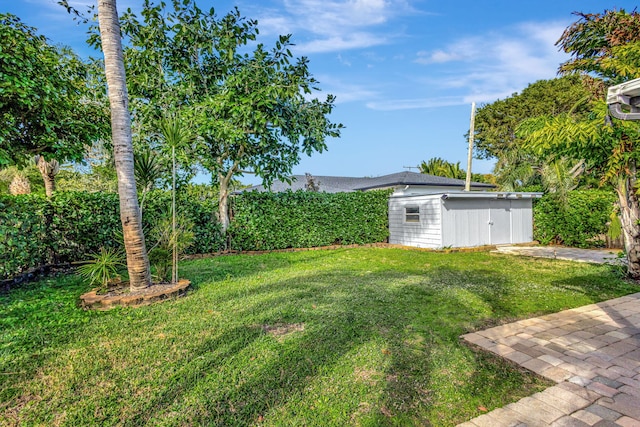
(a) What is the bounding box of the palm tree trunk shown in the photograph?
[97,0,151,291]
[615,173,640,280]
[36,156,58,197]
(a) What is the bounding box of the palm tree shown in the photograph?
[538,158,584,205]
[35,155,59,197]
[418,157,466,179]
[97,0,151,291]
[158,115,192,284]
[133,147,162,214]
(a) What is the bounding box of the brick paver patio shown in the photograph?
[458,292,640,427]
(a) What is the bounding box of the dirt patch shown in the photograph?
[354,367,380,386]
[262,323,305,340]
[80,279,190,310]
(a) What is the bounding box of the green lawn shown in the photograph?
[0,247,636,426]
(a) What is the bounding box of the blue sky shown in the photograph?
[3,0,637,184]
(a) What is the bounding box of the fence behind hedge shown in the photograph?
[0,189,391,280]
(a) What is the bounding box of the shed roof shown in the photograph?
[390,191,543,200]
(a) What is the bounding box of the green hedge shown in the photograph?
[142,187,225,255]
[0,194,50,279]
[533,189,616,248]
[0,189,391,279]
[229,190,391,250]
[0,189,224,280]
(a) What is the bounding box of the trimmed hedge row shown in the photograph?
[0,189,391,279]
[533,189,616,248]
[229,190,392,250]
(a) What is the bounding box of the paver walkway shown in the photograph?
[493,246,624,265]
[458,292,640,427]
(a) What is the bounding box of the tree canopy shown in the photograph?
[473,75,596,160]
[520,9,640,279]
[99,0,343,231]
[0,13,108,167]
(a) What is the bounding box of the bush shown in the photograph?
[533,189,616,248]
[229,190,391,250]
[0,194,50,278]
[143,187,224,255]
[0,188,391,280]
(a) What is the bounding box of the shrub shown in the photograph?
[0,188,392,280]
[533,189,616,248]
[229,190,391,250]
[76,247,125,292]
[0,194,49,278]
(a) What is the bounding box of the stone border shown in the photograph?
[80,279,190,310]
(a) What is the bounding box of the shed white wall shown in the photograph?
[390,195,535,249]
[388,196,442,248]
[509,199,534,243]
[441,199,492,247]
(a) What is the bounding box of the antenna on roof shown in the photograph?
[403,166,419,171]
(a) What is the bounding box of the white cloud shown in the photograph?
[297,33,388,53]
[388,20,572,110]
[315,76,380,103]
[254,0,414,53]
[415,49,463,64]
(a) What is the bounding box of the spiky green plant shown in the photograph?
[76,247,125,292]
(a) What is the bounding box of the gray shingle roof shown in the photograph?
[241,171,494,193]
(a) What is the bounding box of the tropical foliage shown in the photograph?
[90,0,343,233]
[0,13,108,168]
[520,9,640,279]
[0,189,391,280]
[419,157,466,179]
[418,157,491,183]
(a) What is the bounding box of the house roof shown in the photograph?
[241,171,495,193]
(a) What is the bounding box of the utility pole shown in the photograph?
[465,102,476,191]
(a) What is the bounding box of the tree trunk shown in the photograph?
[36,156,58,197]
[97,0,151,291]
[218,172,230,238]
[615,172,640,280]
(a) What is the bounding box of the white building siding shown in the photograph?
[510,199,534,243]
[441,199,492,247]
[390,193,539,249]
[388,196,442,248]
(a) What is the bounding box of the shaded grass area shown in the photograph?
[0,248,637,426]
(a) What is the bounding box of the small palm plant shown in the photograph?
[77,247,125,293]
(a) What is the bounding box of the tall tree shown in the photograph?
[0,14,108,193]
[521,9,640,279]
[107,1,342,233]
[473,75,602,191]
[97,0,151,290]
[418,157,466,179]
[473,75,595,160]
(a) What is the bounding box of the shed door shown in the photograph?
[489,200,511,244]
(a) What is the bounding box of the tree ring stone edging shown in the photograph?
[80,279,190,310]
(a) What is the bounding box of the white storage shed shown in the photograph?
[389,192,543,249]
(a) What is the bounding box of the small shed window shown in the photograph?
[405,206,420,223]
